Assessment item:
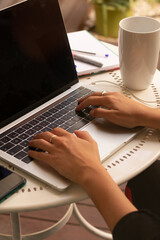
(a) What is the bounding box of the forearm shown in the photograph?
[80,166,137,232]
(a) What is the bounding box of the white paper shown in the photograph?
[67,30,119,76]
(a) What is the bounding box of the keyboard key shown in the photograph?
[8,132,18,138]
[48,107,59,114]
[7,145,23,155]
[52,112,63,118]
[72,86,85,94]
[40,120,50,127]
[65,105,74,111]
[27,136,34,141]
[15,127,25,134]
[61,100,70,106]
[29,119,39,125]
[58,108,68,115]
[81,88,92,95]
[20,140,29,147]
[11,137,22,144]
[22,156,33,164]
[46,116,56,123]
[56,103,66,109]
[1,136,11,143]
[67,119,88,133]
[69,110,77,117]
[22,123,32,130]
[71,115,82,122]
[15,151,26,160]
[1,142,14,151]
[54,119,65,125]
[25,129,37,135]
[59,124,68,130]
[47,123,58,130]
[73,92,85,98]
[41,111,51,118]
[36,115,45,121]
[42,126,53,131]
[65,119,76,127]
[67,96,77,102]
[71,101,78,107]
[19,133,29,140]
[61,114,71,121]
[33,125,43,131]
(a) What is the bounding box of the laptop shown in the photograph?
[0,0,141,191]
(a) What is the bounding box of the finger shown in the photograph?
[33,131,56,143]
[74,130,95,143]
[28,149,51,164]
[51,127,71,136]
[29,138,55,152]
[90,108,120,125]
[77,91,104,104]
[90,107,112,118]
[76,96,106,111]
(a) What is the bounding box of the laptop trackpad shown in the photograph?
[82,119,141,162]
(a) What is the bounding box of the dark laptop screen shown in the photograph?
[0,0,78,128]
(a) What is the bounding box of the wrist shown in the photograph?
[78,164,108,190]
[139,107,160,129]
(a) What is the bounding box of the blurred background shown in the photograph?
[60,0,160,42]
[59,0,160,68]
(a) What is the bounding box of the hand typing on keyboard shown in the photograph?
[76,91,152,129]
[28,127,101,184]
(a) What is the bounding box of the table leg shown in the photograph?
[10,213,21,240]
[73,203,113,240]
[0,204,74,240]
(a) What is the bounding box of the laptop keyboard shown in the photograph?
[0,87,94,164]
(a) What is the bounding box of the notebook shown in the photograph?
[67,30,119,76]
[0,0,141,191]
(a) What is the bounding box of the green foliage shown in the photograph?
[92,0,130,10]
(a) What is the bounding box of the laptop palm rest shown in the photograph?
[82,119,142,162]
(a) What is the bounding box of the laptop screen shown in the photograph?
[0,0,78,128]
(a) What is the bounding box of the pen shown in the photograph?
[73,53,103,68]
[72,49,109,58]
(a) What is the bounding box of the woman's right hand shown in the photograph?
[76,91,155,128]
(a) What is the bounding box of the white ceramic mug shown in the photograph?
[118,16,160,90]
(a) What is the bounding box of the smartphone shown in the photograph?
[0,165,26,203]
